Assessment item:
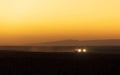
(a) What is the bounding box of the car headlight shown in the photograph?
[83,49,87,52]
[77,49,82,52]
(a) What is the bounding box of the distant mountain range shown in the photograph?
[33,39,120,46]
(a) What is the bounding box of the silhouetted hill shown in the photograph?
[34,39,120,46]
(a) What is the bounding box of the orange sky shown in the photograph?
[0,0,120,45]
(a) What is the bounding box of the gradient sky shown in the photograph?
[0,0,120,45]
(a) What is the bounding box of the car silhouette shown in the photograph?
[74,48,87,53]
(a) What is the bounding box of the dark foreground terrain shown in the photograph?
[0,51,120,75]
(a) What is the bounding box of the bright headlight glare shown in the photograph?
[83,49,87,52]
[78,49,82,52]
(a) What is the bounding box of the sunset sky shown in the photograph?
[0,0,120,45]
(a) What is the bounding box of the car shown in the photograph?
[74,48,87,53]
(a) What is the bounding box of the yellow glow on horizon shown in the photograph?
[0,0,120,45]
